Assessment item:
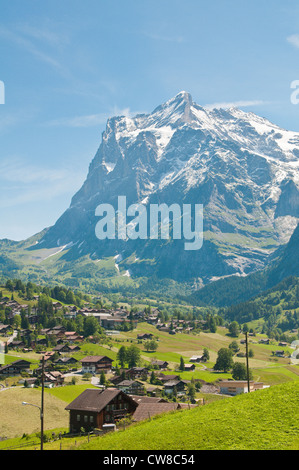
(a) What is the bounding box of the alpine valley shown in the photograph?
[1,92,299,303]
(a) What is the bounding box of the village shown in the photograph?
[1,285,296,441]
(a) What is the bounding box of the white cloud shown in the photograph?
[0,157,84,208]
[0,25,69,77]
[287,34,299,49]
[16,23,70,47]
[0,157,68,184]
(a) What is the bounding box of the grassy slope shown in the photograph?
[0,387,69,439]
[78,382,299,451]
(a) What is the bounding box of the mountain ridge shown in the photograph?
[1,92,299,292]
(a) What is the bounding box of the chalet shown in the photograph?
[44,371,65,387]
[137,333,154,341]
[8,340,25,350]
[275,350,285,357]
[145,386,162,397]
[157,327,171,333]
[184,364,195,372]
[157,374,180,384]
[0,359,31,375]
[53,344,73,353]
[116,380,145,396]
[81,355,113,373]
[43,351,56,362]
[126,367,149,380]
[52,302,63,310]
[65,388,138,433]
[259,338,270,345]
[0,324,12,335]
[109,375,126,386]
[132,402,179,422]
[54,357,78,366]
[43,329,65,341]
[33,337,48,347]
[68,345,81,352]
[21,377,37,388]
[152,360,168,370]
[104,316,137,330]
[164,379,188,396]
[129,395,167,405]
[219,380,264,396]
[190,355,205,363]
[64,332,83,343]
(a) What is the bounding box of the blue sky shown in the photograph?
[0,0,299,240]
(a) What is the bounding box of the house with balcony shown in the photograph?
[65,388,138,433]
[80,355,113,374]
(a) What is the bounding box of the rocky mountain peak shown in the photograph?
[37,93,299,284]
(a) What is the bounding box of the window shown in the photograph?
[76,414,80,422]
[90,415,94,423]
[84,415,88,423]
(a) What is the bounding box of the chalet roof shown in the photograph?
[0,359,31,371]
[118,380,143,387]
[158,374,180,382]
[132,402,179,422]
[129,395,167,404]
[65,388,136,412]
[164,379,189,387]
[81,355,113,363]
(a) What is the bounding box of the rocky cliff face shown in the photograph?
[37,92,299,284]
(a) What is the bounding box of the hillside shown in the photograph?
[78,381,299,451]
[189,222,299,307]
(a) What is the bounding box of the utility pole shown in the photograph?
[245,332,250,393]
[41,355,45,450]
[22,358,45,451]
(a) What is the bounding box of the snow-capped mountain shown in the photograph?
[38,91,299,284]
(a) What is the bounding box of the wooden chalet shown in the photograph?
[116,380,145,396]
[0,359,31,375]
[65,388,138,433]
[81,355,113,373]
[151,360,168,370]
[163,379,189,396]
[126,367,149,380]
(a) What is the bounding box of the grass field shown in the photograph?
[77,381,299,451]
[0,387,69,439]
[0,383,100,440]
